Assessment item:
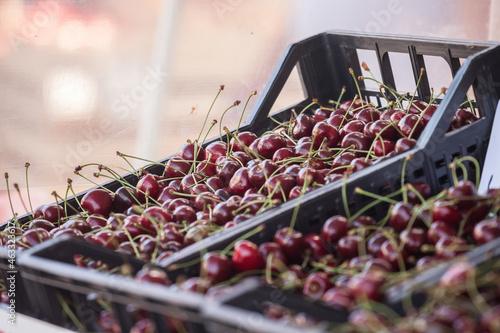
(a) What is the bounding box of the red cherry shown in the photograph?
[164,157,191,179]
[303,233,328,259]
[373,139,396,157]
[428,220,456,244]
[259,242,287,271]
[432,200,461,227]
[230,131,258,152]
[292,114,316,139]
[322,287,355,311]
[302,272,332,300]
[135,267,171,286]
[398,114,424,139]
[228,167,253,196]
[177,141,205,162]
[274,227,304,262]
[212,201,239,226]
[311,122,340,148]
[39,204,66,223]
[399,228,427,254]
[394,137,417,153]
[354,107,380,123]
[435,235,467,259]
[205,141,228,163]
[264,173,296,200]
[136,174,161,202]
[378,240,408,270]
[200,252,232,284]
[81,189,113,216]
[347,273,385,301]
[20,228,51,247]
[406,182,431,204]
[232,240,264,272]
[337,234,364,260]
[447,180,477,210]
[473,218,500,245]
[388,202,415,232]
[29,219,56,232]
[257,133,286,159]
[341,132,371,152]
[339,120,366,139]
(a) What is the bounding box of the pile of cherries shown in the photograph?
[124,179,500,332]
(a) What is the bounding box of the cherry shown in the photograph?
[257,133,286,159]
[432,200,461,227]
[303,233,328,259]
[194,191,221,212]
[107,213,126,230]
[322,287,355,312]
[212,201,239,226]
[264,173,296,200]
[454,108,478,128]
[380,108,402,121]
[369,120,397,140]
[248,159,280,188]
[177,141,205,162]
[232,240,264,272]
[19,228,51,247]
[363,258,393,273]
[135,174,161,202]
[302,272,332,300]
[203,177,223,193]
[327,114,349,128]
[204,141,228,163]
[123,215,151,238]
[473,218,500,245]
[340,99,368,111]
[394,137,417,153]
[337,234,364,260]
[292,114,316,139]
[230,131,258,152]
[373,139,396,157]
[142,206,171,228]
[366,232,388,257]
[135,267,171,286]
[272,147,295,164]
[81,189,113,216]
[94,229,120,249]
[428,220,456,244]
[38,204,66,223]
[293,141,314,157]
[165,198,192,211]
[378,239,408,270]
[389,202,415,232]
[61,218,92,234]
[407,182,431,204]
[311,122,340,148]
[314,106,334,118]
[398,114,424,138]
[339,120,366,139]
[28,219,55,232]
[439,261,474,287]
[350,158,372,172]
[216,157,241,186]
[230,151,252,166]
[341,132,371,152]
[228,167,253,196]
[354,107,380,123]
[347,273,385,301]
[196,160,216,177]
[447,180,477,210]
[239,193,267,215]
[400,228,427,254]
[164,157,191,179]
[435,235,467,259]
[274,227,304,262]
[52,228,84,239]
[172,205,197,224]
[259,242,287,271]
[179,173,203,194]
[86,214,107,230]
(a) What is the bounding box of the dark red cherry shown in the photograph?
[259,242,287,271]
[230,131,258,152]
[378,239,408,270]
[407,182,431,204]
[183,225,210,246]
[454,108,478,128]
[292,114,316,139]
[164,157,191,179]
[177,141,205,162]
[205,176,224,192]
[94,230,120,249]
[228,167,253,196]
[216,157,241,186]
[136,174,161,202]
[196,160,216,177]
[172,205,197,224]
[180,173,203,194]
[248,159,279,188]
[337,234,364,260]
[302,272,332,300]
[205,141,228,163]
[272,147,295,164]
[194,191,222,212]
[311,122,340,148]
[200,252,232,284]
[373,139,396,157]
[20,228,51,247]
[473,218,500,245]
[428,220,456,244]
[264,173,296,200]
[212,201,239,226]
[327,114,349,128]
[367,232,388,257]
[398,114,424,139]
[369,120,397,140]
[52,228,83,239]
[341,132,371,152]
[239,193,267,215]
[354,107,380,123]
[232,240,264,272]
[439,261,474,287]
[394,137,417,153]
[257,133,286,159]
[135,267,171,286]
[399,228,427,254]
[389,202,415,232]
[303,233,328,259]
[350,158,372,172]
[447,180,477,210]
[81,189,113,216]
[61,218,92,234]
[340,99,368,111]
[339,120,366,139]
[432,200,461,227]
[39,204,66,223]
[347,273,385,301]
[29,219,56,232]
[322,287,355,312]
[435,235,467,259]
[314,106,334,118]
[274,227,304,262]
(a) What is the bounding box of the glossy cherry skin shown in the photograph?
[274,227,304,262]
[230,131,258,152]
[177,141,205,162]
[28,219,56,232]
[370,120,397,140]
[212,201,239,226]
[180,173,204,194]
[399,228,427,254]
[311,122,340,148]
[406,182,431,204]
[439,261,474,288]
[38,204,66,223]
[447,180,477,210]
[378,240,408,270]
[432,200,461,227]
[341,132,371,152]
[435,235,467,259]
[94,229,120,249]
[373,139,396,157]
[428,220,456,244]
[388,202,415,232]
[136,174,161,202]
[239,193,267,215]
[398,114,425,139]
[19,228,51,247]
[216,157,241,186]
[347,273,385,301]
[248,159,279,188]
[204,141,228,163]
[292,114,316,139]
[135,267,171,286]
[473,218,500,245]
[354,107,380,123]
[228,167,253,196]
[339,120,366,139]
[272,147,295,164]
[81,189,113,216]
[257,133,287,159]
[264,173,296,200]
[337,235,364,260]
[259,242,287,271]
[200,252,232,284]
[302,272,332,300]
[350,158,372,173]
[172,205,197,224]
[61,218,92,234]
[394,137,417,154]
[232,240,264,272]
[164,157,191,179]
[366,232,388,257]
[303,233,328,259]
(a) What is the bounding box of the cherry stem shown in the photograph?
[465,265,490,314]
[197,84,224,142]
[350,68,363,101]
[465,93,478,118]
[219,101,241,142]
[201,120,218,145]
[341,174,351,219]
[24,162,34,216]
[4,173,18,224]
[350,187,404,222]
[409,68,425,107]
[335,86,347,108]
[56,293,85,332]
[235,91,257,133]
[297,99,320,117]
[354,187,399,205]
[219,225,265,257]
[13,183,29,215]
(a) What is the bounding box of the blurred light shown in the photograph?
[43,68,97,118]
[87,17,115,50]
[57,20,85,51]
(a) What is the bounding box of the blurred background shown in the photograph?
[0,0,496,222]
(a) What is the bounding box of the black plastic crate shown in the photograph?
[11,30,500,331]
[18,236,206,332]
